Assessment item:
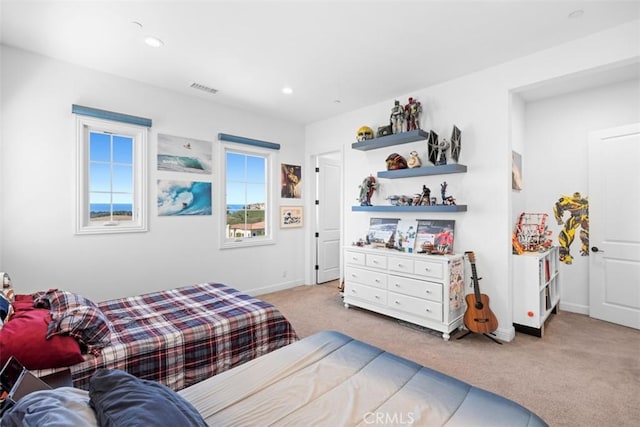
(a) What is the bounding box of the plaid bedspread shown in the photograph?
[35,283,298,391]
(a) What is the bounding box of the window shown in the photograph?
[76,115,148,234]
[221,143,274,248]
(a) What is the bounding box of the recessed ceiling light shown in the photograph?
[144,36,164,48]
[282,87,293,95]
[568,9,584,19]
[333,100,342,104]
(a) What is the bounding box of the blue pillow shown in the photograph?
[88,369,206,427]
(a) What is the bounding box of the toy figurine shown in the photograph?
[390,100,405,134]
[407,151,422,168]
[385,153,408,170]
[356,126,374,142]
[413,185,431,206]
[377,124,393,137]
[441,181,456,205]
[441,181,448,204]
[450,125,462,162]
[358,175,379,206]
[404,97,422,132]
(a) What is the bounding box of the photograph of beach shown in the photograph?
[157,133,212,174]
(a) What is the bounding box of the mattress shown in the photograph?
[179,330,547,426]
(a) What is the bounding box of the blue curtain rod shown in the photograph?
[72,104,152,127]
[218,133,280,150]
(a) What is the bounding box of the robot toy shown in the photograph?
[553,192,589,264]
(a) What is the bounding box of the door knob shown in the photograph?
[591,246,604,253]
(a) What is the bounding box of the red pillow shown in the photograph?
[0,305,84,370]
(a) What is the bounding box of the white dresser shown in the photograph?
[343,246,465,340]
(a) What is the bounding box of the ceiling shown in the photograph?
[1,1,639,125]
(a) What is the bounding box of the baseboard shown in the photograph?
[249,279,306,296]
[493,325,516,342]
[558,301,589,315]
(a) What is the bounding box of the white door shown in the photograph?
[316,153,342,284]
[588,123,640,329]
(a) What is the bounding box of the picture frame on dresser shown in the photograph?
[415,219,455,254]
[367,217,399,247]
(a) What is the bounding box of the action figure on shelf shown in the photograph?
[413,185,431,206]
[440,181,448,204]
[390,100,405,134]
[450,125,462,162]
[404,97,422,132]
[356,126,374,142]
[426,131,450,166]
[407,151,422,168]
[358,175,379,206]
[553,192,589,264]
[385,153,408,170]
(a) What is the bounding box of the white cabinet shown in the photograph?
[512,247,560,337]
[343,246,465,340]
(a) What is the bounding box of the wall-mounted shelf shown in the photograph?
[377,164,467,179]
[352,205,467,212]
[352,129,428,151]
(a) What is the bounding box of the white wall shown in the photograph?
[521,78,640,314]
[306,20,639,341]
[0,45,306,301]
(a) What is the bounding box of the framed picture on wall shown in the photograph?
[280,206,303,228]
[157,134,212,174]
[281,164,302,198]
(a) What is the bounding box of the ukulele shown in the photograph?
[463,251,499,334]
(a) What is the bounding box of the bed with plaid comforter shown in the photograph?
[35,283,298,391]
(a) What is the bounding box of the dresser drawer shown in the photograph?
[345,266,387,289]
[414,259,444,280]
[345,250,365,266]
[366,253,387,269]
[346,282,387,305]
[388,275,442,303]
[388,291,442,322]
[388,256,414,275]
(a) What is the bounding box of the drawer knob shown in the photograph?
[425,289,431,294]
[375,295,380,299]
[375,279,380,283]
[394,283,399,287]
[425,308,431,312]
[394,300,400,304]
[397,263,403,267]
[424,267,431,271]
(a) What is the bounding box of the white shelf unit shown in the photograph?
[512,247,560,337]
[343,246,465,340]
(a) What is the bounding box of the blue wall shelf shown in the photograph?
[352,205,467,212]
[377,164,467,178]
[351,129,428,151]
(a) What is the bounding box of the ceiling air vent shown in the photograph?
[190,82,218,94]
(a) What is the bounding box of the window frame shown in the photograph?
[75,115,148,235]
[219,141,276,249]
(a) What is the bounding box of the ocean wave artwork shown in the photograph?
[157,180,212,216]
[158,134,212,174]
